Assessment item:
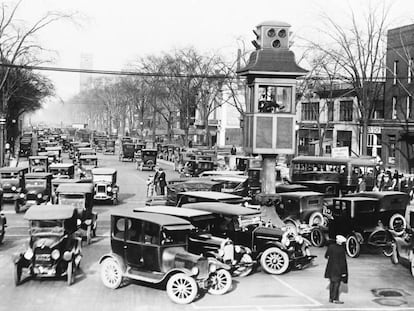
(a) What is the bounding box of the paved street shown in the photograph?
[1,151,414,311]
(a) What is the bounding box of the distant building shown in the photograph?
[381,24,414,173]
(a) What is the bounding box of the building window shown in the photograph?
[393,60,398,85]
[389,135,396,158]
[367,133,382,158]
[339,100,353,121]
[327,101,334,122]
[301,102,319,121]
[407,96,412,119]
[258,85,292,113]
[409,58,413,83]
[392,97,397,119]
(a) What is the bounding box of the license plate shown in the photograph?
[36,254,51,261]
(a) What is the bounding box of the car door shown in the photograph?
[124,218,144,268]
[141,221,161,271]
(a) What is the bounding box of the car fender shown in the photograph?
[207,257,231,270]
[99,253,127,273]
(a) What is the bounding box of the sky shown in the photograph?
[8,0,414,122]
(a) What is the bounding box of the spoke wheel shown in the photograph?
[166,273,198,304]
[208,269,232,295]
[233,253,254,277]
[67,260,75,286]
[310,227,325,247]
[14,264,22,286]
[346,235,360,258]
[260,247,289,275]
[100,258,123,289]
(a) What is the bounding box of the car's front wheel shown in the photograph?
[260,247,289,275]
[310,227,325,247]
[234,253,254,277]
[346,235,361,258]
[14,264,22,286]
[208,269,232,295]
[100,258,123,289]
[166,273,198,304]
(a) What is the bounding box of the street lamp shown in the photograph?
[0,115,6,167]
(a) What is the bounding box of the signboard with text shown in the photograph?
[332,146,349,158]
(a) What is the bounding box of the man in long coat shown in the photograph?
[324,235,348,304]
[158,168,167,195]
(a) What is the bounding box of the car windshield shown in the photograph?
[26,179,46,187]
[161,229,187,245]
[238,214,262,228]
[30,220,64,236]
[59,194,85,209]
[81,159,97,166]
[1,173,17,179]
[93,174,112,183]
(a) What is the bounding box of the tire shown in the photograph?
[308,212,325,226]
[346,235,361,258]
[14,264,22,286]
[260,247,289,275]
[86,225,92,245]
[389,214,406,236]
[233,254,254,277]
[67,260,74,286]
[390,242,399,264]
[166,273,198,304]
[310,227,326,247]
[100,258,123,289]
[208,269,232,295]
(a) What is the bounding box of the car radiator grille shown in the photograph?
[97,185,106,193]
[35,248,52,264]
[27,194,37,201]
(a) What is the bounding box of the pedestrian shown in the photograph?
[380,173,393,191]
[146,174,154,197]
[158,168,167,195]
[230,145,237,155]
[153,167,160,195]
[356,175,366,192]
[324,235,348,304]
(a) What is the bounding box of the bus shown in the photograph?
[290,156,378,193]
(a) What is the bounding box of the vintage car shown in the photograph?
[29,155,49,173]
[212,175,249,197]
[134,206,255,277]
[0,167,28,204]
[56,183,97,244]
[18,173,53,213]
[136,149,157,171]
[45,146,62,163]
[176,191,248,207]
[49,163,75,179]
[104,139,115,154]
[99,210,232,304]
[119,142,135,162]
[75,147,96,164]
[182,202,315,275]
[184,159,215,177]
[329,196,398,257]
[91,168,119,204]
[345,191,409,234]
[166,179,224,206]
[390,211,414,276]
[51,178,80,203]
[14,205,82,286]
[19,138,32,157]
[78,155,98,179]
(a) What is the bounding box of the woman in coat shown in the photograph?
[324,235,348,304]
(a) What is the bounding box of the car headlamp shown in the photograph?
[209,263,217,273]
[19,193,25,198]
[191,267,199,275]
[51,249,60,260]
[63,251,72,261]
[11,186,16,191]
[24,248,33,260]
[85,219,92,225]
[37,193,42,199]
[295,235,304,244]
[235,245,241,253]
[107,186,112,192]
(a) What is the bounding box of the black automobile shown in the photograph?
[136,149,157,171]
[28,156,49,173]
[182,202,315,275]
[55,183,97,244]
[0,167,28,206]
[91,168,119,204]
[134,206,255,277]
[49,163,75,179]
[166,179,224,206]
[119,142,135,162]
[18,172,53,213]
[99,210,232,304]
[13,205,82,286]
[390,210,414,276]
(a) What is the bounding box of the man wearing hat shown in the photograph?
[324,235,348,304]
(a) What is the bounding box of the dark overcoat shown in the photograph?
[324,243,348,282]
